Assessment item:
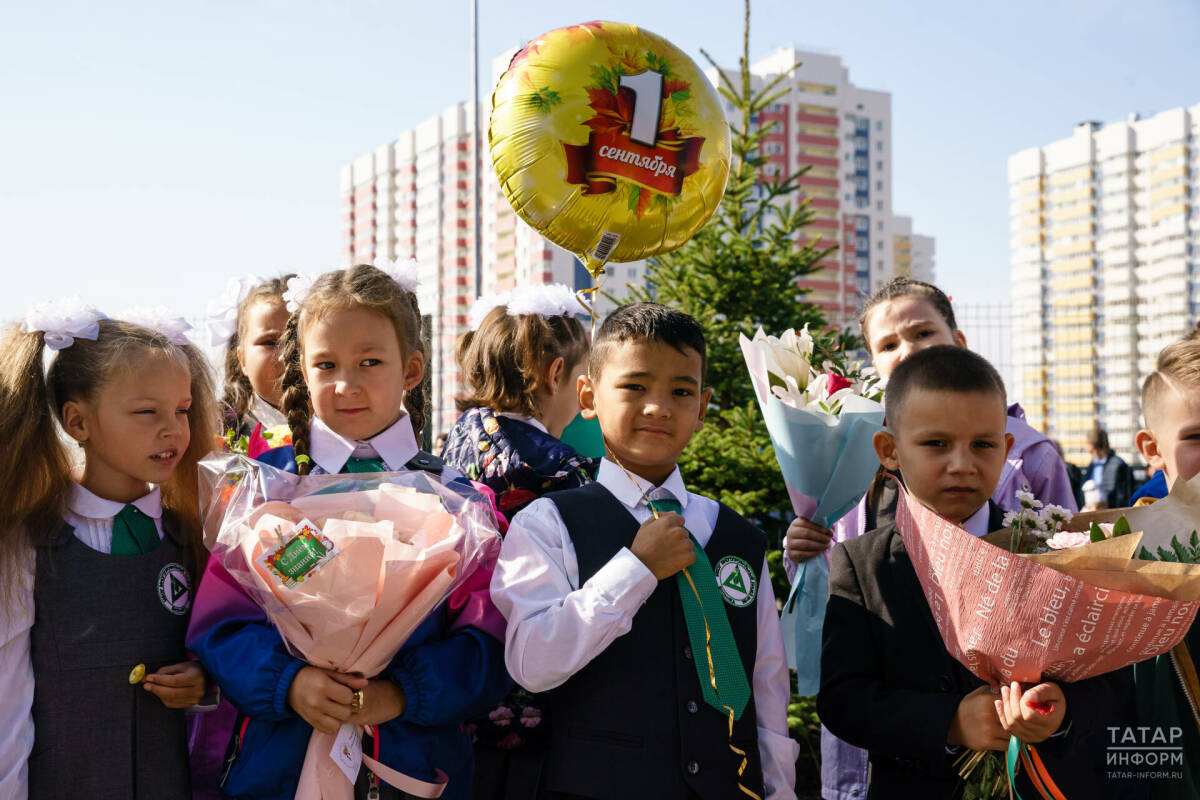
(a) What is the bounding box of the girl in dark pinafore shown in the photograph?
[0,304,218,800]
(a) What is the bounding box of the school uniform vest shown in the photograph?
[544,482,766,800]
[29,515,193,800]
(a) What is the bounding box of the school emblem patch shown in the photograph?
[157,563,191,616]
[715,556,756,608]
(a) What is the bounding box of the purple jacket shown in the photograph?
[815,403,1077,800]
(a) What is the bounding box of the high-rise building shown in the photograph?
[892,215,935,283]
[1009,103,1200,464]
[711,47,935,325]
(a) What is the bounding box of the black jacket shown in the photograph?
[818,504,1138,800]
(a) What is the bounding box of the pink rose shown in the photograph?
[519,706,542,728]
[488,706,514,727]
[1045,530,1090,550]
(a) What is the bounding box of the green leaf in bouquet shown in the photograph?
[1158,545,1180,563]
[1139,545,1155,561]
[1089,521,1106,543]
[1112,516,1132,537]
[1172,535,1193,563]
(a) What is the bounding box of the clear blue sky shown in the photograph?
[3,0,1198,324]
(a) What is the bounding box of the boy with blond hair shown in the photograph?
[1134,337,1200,800]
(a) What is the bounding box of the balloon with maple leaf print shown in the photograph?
[489,21,731,279]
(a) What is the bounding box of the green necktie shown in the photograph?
[110,504,160,556]
[647,494,752,720]
[342,456,386,474]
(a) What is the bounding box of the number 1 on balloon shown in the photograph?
[619,71,663,147]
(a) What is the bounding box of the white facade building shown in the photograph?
[1009,103,1200,463]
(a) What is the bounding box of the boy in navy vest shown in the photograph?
[491,303,797,800]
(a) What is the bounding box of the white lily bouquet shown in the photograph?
[739,326,885,693]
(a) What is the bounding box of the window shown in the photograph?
[876,201,884,210]
[844,193,852,201]
[876,160,883,170]
[875,121,883,131]
[876,142,883,152]
[877,241,884,251]
[855,197,868,208]
[877,221,883,231]
[876,180,883,191]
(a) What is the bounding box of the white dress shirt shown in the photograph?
[308,414,462,483]
[961,502,992,538]
[0,549,34,800]
[492,458,799,800]
[63,484,165,554]
[495,412,548,434]
[249,395,288,429]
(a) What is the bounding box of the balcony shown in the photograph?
[796,133,839,148]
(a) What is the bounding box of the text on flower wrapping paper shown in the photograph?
[1075,589,1109,649]
[1031,586,1071,649]
[972,553,1009,620]
[1140,601,1197,656]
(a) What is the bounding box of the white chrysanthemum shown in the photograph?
[506,283,584,319]
[1037,504,1074,533]
[20,296,107,351]
[469,292,512,331]
[117,307,193,346]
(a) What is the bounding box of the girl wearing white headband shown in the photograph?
[441,283,595,794]
[0,299,218,800]
[207,274,295,440]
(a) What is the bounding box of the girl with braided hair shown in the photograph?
[187,264,511,800]
[210,275,294,439]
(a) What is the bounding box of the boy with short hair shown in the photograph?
[818,346,1124,799]
[491,302,798,800]
[1134,338,1200,800]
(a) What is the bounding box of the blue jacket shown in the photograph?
[187,453,511,800]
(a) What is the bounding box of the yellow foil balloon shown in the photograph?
[490,21,731,278]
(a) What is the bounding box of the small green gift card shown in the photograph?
[257,519,339,589]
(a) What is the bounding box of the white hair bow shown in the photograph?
[373,256,421,294]
[20,297,107,351]
[283,274,317,313]
[117,307,193,346]
[468,291,512,331]
[507,283,586,320]
[206,274,265,348]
